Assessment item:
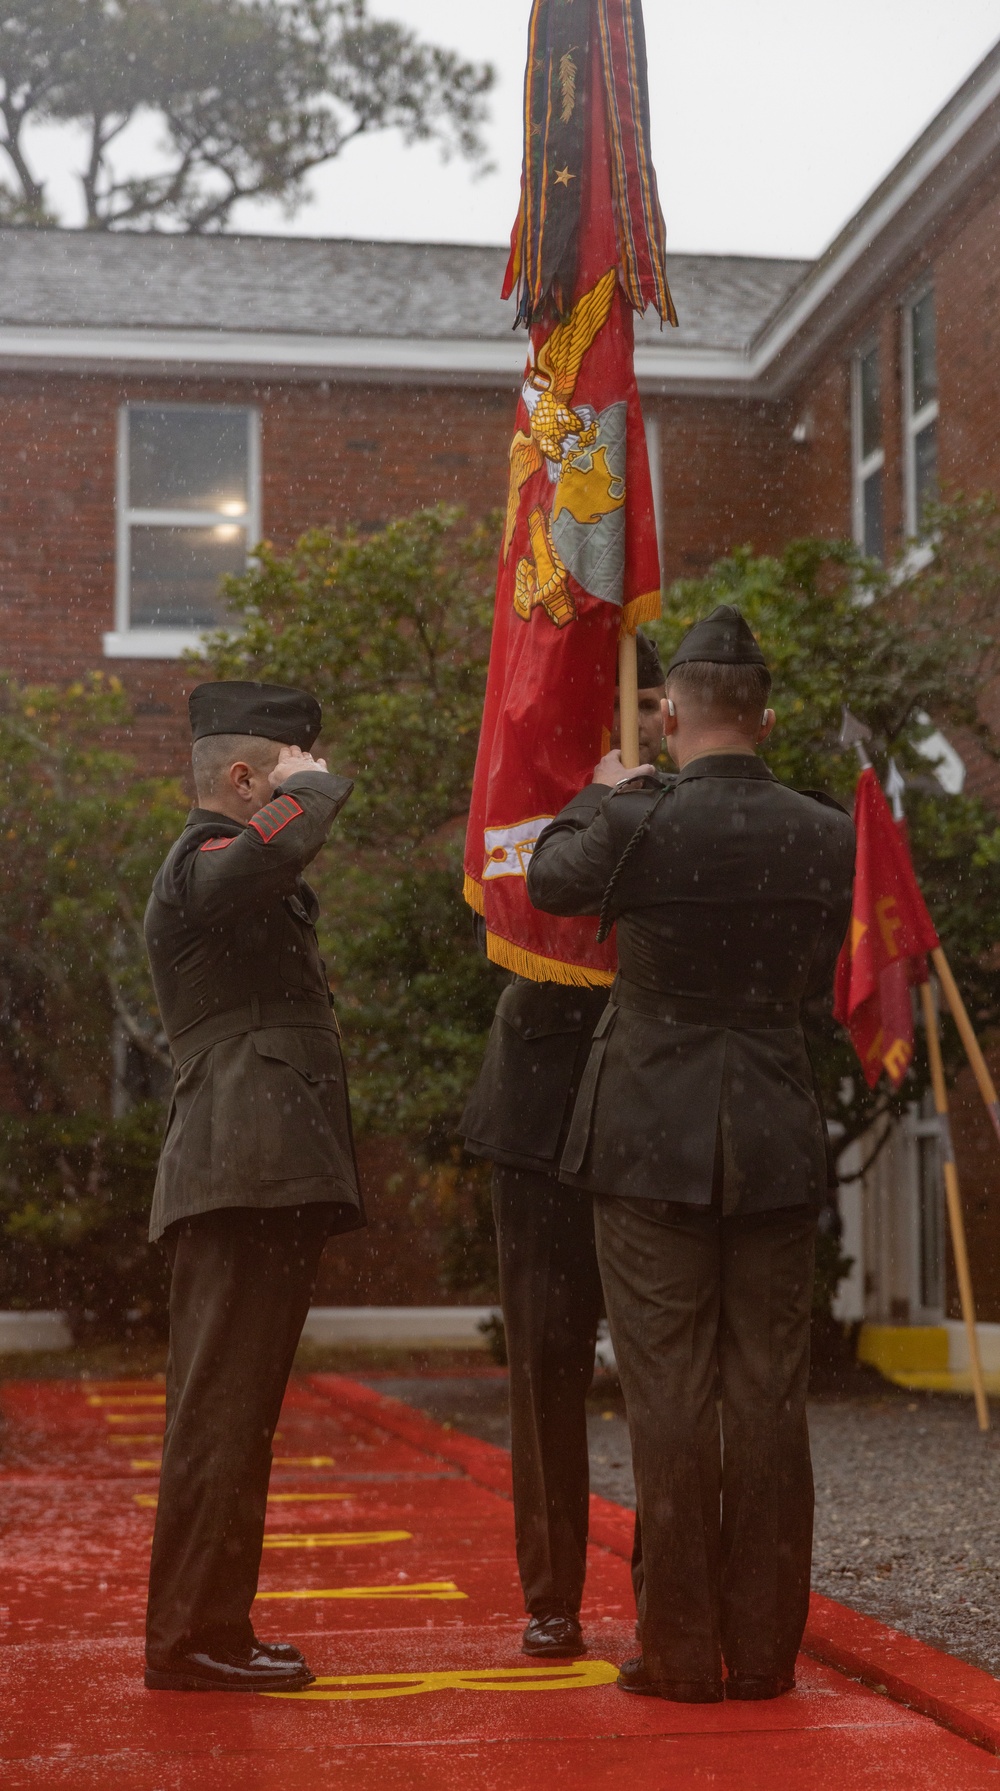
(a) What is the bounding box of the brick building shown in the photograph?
[3,39,1000,1327]
[3,41,1000,755]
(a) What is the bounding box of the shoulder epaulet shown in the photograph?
[797,788,851,817]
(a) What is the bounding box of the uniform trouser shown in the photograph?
[594,1194,816,1687]
[145,1203,332,1664]
[492,1165,604,1619]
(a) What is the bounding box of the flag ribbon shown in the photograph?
[505,0,677,327]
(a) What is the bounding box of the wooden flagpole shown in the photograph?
[930,947,1000,1148]
[919,976,990,1432]
[618,631,640,768]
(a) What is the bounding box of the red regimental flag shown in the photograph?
[834,767,940,1088]
[463,0,674,985]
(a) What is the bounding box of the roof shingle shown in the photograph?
[0,227,810,353]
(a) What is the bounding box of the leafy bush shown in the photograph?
[0,1109,168,1339]
[0,673,185,1112]
[0,674,184,1328]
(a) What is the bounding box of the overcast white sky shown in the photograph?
[27,0,1000,258]
[271,0,1000,258]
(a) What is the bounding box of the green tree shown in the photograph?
[0,672,186,1336]
[0,671,185,1110]
[0,0,494,230]
[197,505,502,1143]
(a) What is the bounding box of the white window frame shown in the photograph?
[851,341,884,555]
[104,401,261,659]
[902,285,939,539]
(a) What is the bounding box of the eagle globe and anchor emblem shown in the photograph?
[504,267,627,628]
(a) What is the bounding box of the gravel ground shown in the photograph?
[366,1374,1000,1679]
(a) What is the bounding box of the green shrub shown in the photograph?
[0,1108,168,1340]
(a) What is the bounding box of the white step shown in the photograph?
[0,1311,74,1352]
[301,1306,501,1348]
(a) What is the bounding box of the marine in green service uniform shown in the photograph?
[143,680,364,1695]
[461,634,667,1660]
[527,608,855,1704]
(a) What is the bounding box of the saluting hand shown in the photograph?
[269,743,329,789]
[591,748,657,788]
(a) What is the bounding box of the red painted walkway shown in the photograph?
[3,1372,1000,1788]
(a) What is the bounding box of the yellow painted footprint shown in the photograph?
[267,1661,620,1700]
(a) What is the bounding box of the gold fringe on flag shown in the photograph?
[463,874,485,915]
[621,589,661,632]
[486,931,615,987]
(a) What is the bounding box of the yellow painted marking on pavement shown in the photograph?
[261,1530,410,1549]
[130,1460,161,1471]
[266,1493,351,1503]
[267,1661,620,1701]
[273,1456,334,1467]
[133,1492,352,1508]
[108,1436,163,1445]
[256,1581,466,1602]
[87,1395,166,1407]
[104,1413,165,1424]
[76,1381,165,1393]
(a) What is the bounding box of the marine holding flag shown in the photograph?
[528,608,856,1702]
[460,0,675,1661]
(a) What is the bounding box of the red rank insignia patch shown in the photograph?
[200,835,236,853]
[249,793,304,843]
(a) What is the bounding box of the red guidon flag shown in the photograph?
[834,766,940,1088]
[463,0,676,985]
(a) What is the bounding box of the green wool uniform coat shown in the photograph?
[460,911,609,1175]
[144,769,364,1242]
[526,754,855,1213]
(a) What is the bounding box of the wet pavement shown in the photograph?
[366,1375,1000,1679]
[5,1372,1000,1788]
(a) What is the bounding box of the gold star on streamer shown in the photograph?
[554,166,575,187]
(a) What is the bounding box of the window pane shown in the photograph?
[859,346,881,458]
[129,407,249,513]
[911,290,937,414]
[862,468,883,560]
[129,525,246,628]
[914,420,938,527]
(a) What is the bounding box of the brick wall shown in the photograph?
[0,371,528,772]
[0,367,808,774]
[3,173,1000,754]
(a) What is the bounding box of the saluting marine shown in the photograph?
[527,607,855,1704]
[143,680,364,1695]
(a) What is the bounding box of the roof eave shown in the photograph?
[748,38,1000,394]
[0,324,757,395]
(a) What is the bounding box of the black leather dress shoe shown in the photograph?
[251,1636,306,1666]
[522,1615,586,1657]
[726,1672,795,1700]
[145,1646,315,1693]
[616,1655,724,1703]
